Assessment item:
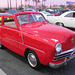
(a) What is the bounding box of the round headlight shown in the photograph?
[55,43,62,53]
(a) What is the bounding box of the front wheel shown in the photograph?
[27,50,41,70]
[56,22,64,27]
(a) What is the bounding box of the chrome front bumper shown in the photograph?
[49,54,75,68]
[49,47,75,68]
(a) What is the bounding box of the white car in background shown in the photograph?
[46,11,75,28]
[40,11,54,19]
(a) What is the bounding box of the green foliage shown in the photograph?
[38,5,47,9]
[67,5,73,9]
[59,5,66,9]
[34,0,40,2]
[28,5,35,9]
[34,0,40,8]
[18,5,24,10]
[4,8,9,11]
[42,5,46,9]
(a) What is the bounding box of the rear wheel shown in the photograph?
[0,43,4,49]
[27,50,41,70]
[56,22,64,27]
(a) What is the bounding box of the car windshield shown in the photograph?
[41,11,54,16]
[17,13,46,25]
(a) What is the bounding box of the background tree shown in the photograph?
[43,0,46,6]
[42,0,43,6]
[42,5,46,9]
[28,0,30,6]
[59,5,66,9]
[35,0,40,9]
[49,5,52,9]
[21,0,23,6]
[16,0,17,10]
[25,0,28,9]
[10,0,12,9]
[28,5,34,9]
[67,5,73,9]
[18,5,24,11]
[32,0,35,6]
[4,8,9,11]
[53,5,58,9]
[7,0,9,9]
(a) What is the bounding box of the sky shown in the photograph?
[0,0,75,8]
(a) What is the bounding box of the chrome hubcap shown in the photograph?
[58,23,63,27]
[0,43,1,48]
[28,53,37,67]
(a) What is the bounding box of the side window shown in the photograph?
[73,13,75,17]
[17,14,28,25]
[0,16,2,25]
[4,17,17,28]
[65,13,73,17]
[29,15,35,22]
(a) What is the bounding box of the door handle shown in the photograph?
[17,33,21,36]
[19,34,21,36]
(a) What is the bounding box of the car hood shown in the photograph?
[21,22,75,43]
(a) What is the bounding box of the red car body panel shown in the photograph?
[0,12,75,67]
[54,13,62,16]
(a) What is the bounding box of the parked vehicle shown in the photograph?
[46,11,75,28]
[72,9,75,11]
[60,9,69,13]
[40,11,54,18]
[54,11,62,16]
[8,9,18,15]
[0,12,75,69]
[0,13,12,21]
[46,9,54,13]
[46,9,55,15]
[0,13,12,15]
[47,9,69,16]
[0,9,5,13]
[24,9,36,12]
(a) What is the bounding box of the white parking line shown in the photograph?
[0,69,6,75]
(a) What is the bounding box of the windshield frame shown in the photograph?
[16,13,46,25]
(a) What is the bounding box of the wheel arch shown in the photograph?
[24,48,30,58]
[24,48,47,65]
[55,22,59,25]
[55,22,64,27]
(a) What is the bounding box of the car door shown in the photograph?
[1,16,19,53]
[71,12,75,28]
[0,16,2,42]
[15,14,29,56]
[62,12,75,28]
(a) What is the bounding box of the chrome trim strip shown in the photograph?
[57,47,75,56]
[54,53,71,59]
[5,37,23,44]
[25,44,44,53]
[5,37,44,53]
[3,26,18,31]
[53,47,75,61]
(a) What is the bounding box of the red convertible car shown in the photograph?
[0,12,75,69]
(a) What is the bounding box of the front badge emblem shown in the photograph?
[71,38,74,43]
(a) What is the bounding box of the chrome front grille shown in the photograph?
[53,47,75,61]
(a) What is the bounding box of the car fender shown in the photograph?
[23,34,57,65]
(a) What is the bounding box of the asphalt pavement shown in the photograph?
[0,28,75,75]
